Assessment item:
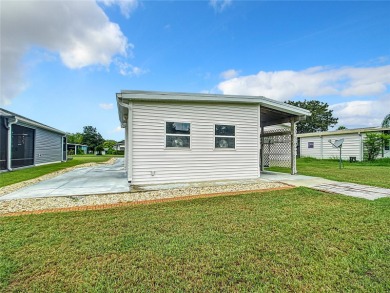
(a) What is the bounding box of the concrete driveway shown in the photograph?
[0,158,129,201]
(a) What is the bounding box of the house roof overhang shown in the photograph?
[0,108,66,135]
[297,127,390,137]
[116,90,311,127]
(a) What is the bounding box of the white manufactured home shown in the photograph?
[116,91,310,185]
[298,127,390,161]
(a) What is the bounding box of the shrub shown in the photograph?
[364,133,390,161]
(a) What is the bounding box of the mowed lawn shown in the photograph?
[1,188,389,292]
[268,157,390,188]
[0,155,117,187]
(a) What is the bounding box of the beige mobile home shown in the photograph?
[116,91,310,185]
[298,127,390,161]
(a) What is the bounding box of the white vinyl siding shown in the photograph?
[300,137,322,159]
[130,101,259,185]
[300,133,364,161]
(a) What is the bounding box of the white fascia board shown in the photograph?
[118,90,311,117]
[116,93,129,128]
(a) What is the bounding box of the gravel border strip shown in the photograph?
[0,158,116,197]
[1,186,293,217]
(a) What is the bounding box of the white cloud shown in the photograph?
[331,96,390,128]
[98,0,138,18]
[116,60,147,76]
[0,0,132,105]
[114,126,124,132]
[220,69,240,80]
[209,0,232,12]
[217,65,390,101]
[99,103,114,110]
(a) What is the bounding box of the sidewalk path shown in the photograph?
[261,171,390,200]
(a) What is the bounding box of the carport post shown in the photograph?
[260,126,265,172]
[127,102,133,183]
[124,126,128,171]
[290,118,297,175]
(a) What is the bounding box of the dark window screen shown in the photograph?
[11,124,35,168]
[0,116,7,170]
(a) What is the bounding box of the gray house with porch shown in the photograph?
[0,108,67,171]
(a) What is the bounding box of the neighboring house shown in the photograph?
[115,140,125,151]
[67,143,88,155]
[116,90,310,185]
[0,108,67,171]
[298,127,390,161]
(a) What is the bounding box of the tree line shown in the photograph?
[67,126,120,155]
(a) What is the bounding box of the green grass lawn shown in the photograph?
[268,157,390,188]
[1,188,389,292]
[0,155,118,187]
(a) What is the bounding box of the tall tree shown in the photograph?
[82,126,104,152]
[103,139,117,154]
[382,114,390,128]
[286,100,338,134]
[66,132,83,144]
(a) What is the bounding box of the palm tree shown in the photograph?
[382,114,390,128]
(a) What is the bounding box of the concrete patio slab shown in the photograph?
[260,171,335,187]
[0,159,129,201]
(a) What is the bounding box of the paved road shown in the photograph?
[261,171,390,200]
[0,159,129,201]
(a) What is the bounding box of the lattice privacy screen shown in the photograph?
[263,126,293,168]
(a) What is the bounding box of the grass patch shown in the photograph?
[268,157,390,188]
[0,155,118,187]
[1,188,389,291]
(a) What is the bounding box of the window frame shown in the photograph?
[214,123,236,150]
[164,121,191,150]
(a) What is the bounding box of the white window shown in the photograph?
[166,122,190,148]
[215,124,235,149]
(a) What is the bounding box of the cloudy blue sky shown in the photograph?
[1,0,390,141]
